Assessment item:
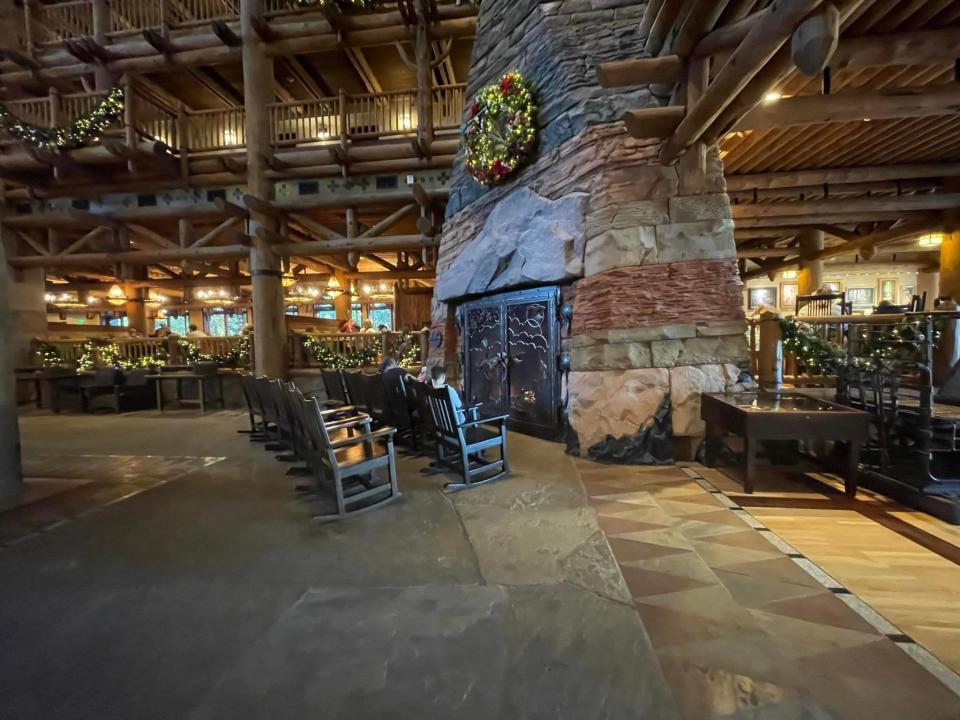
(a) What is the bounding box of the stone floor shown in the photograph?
[2,411,960,719]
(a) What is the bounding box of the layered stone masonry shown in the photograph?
[434,0,749,459]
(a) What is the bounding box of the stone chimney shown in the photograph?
[433,0,749,461]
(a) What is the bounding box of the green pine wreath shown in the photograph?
[465,71,538,186]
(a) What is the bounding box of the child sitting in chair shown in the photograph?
[430,365,467,423]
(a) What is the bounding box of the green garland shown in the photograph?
[0,87,124,150]
[465,71,538,186]
[780,319,845,374]
[781,317,942,374]
[302,336,378,369]
[76,339,167,372]
[35,342,63,368]
[396,332,421,368]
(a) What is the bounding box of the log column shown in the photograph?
[798,228,824,296]
[242,0,286,376]
[91,0,111,90]
[918,268,940,308]
[939,231,960,302]
[0,226,23,502]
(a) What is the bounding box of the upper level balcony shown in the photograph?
[0,81,466,197]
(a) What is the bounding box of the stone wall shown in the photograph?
[434,0,749,460]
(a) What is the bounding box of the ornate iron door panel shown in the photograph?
[461,287,561,439]
[464,303,509,418]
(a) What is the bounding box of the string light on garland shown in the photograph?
[302,336,378,369]
[0,87,124,150]
[288,0,380,8]
[465,70,538,186]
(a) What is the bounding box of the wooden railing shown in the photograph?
[38,0,95,42]
[294,330,430,368]
[31,336,251,367]
[433,84,467,130]
[2,81,465,154]
[185,107,246,152]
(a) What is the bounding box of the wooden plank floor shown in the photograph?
[696,462,960,677]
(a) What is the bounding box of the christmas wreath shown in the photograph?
[0,87,124,151]
[465,71,538,186]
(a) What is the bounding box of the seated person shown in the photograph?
[361,319,378,334]
[339,318,359,333]
[187,323,208,338]
[797,285,842,316]
[430,365,466,423]
[379,356,410,386]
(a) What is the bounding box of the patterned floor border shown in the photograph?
[679,464,960,700]
[0,455,226,548]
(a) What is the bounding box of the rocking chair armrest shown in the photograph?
[326,414,371,431]
[319,404,359,416]
[460,414,510,429]
[329,426,397,448]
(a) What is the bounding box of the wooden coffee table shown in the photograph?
[701,391,870,496]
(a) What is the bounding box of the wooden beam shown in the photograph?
[732,193,960,220]
[127,223,179,250]
[192,216,241,249]
[831,27,960,70]
[287,213,345,241]
[735,211,940,227]
[741,219,937,278]
[733,85,960,132]
[598,55,683,88]
[622,105,686,139]
[270,234,439,257]
[359,203,416,238]
[660,0,824,162]
[726,163,960,191]
[791,3,839,76]
[7,244,251,268]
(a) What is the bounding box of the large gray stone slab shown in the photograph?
[435,187,588,302]
[190,583,679,720]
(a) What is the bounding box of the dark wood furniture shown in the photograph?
[796,292,851,316]
[422,383,510,490]
[148,371,226,412]
[293,390,400,518]
[701,391,869,496]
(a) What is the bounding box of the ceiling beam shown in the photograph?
[726,162,960,191]
[733,85,960,132]
[731,193,960,220]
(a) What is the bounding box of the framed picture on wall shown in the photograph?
[847,287,875,309]
[748,287,777,309]
[900,285,916,305]
[780,283,798,310]
[878,278,897,303]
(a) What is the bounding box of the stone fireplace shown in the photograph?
[433,0,750,461]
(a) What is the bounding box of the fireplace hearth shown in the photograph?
[458,286,563,440]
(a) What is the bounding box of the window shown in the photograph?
[314,303,336,320]
[205,307,248,336]
[286,305,299,316]
[155,313,189,336]
[102,314,129,327]
[369,304,393,330]
[351,303,363,326]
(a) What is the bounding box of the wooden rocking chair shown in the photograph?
[295,392,401,518]
[422,383,510,490]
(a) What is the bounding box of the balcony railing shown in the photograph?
[33,0,247,44]
[0,84,466,154]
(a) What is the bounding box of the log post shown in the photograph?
[339,88,349,179]
[123,75,137,175]
[757,311,783,389]
[797,228,824,296]
[23,0,35,57]
[242,0,287,377]
[0,225,23,502]
[414,0,433,157]
[91,0,111,90]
